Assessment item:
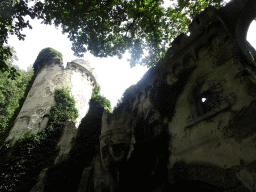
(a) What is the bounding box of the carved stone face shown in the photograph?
[100,129,131,171]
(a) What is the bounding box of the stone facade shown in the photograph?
[29,0,256,191]
[6,57,97,141]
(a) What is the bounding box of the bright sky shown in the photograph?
[5,0,256,109]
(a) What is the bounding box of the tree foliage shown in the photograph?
[0,48,34,145]
[0,0,240,68]
[39,0,227,67]
[0,0,43,70]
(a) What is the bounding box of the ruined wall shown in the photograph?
[29,2,256,192]
[165,7,256,191]
[91,6,256,192]
[6,57,97,142]
[56,59,97,127]
[6,57,63,141]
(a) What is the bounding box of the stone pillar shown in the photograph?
[65,59,98,127]
[100,108,132,172]
[6,56,63,141]
[6,56,97,142]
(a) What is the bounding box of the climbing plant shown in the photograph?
[33,47,63,74]
[114,84,136,110]
[0,88,78,192]
[85,84,111,118]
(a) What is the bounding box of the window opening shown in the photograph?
[201,98,207,102]
[186,81,236,127]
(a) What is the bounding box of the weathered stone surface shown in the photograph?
[65,59,97,127]
[55,120,78,164]
[100,108,132,171]
[77,166,94,192]
[29,168,48,192]
[6,58,97,142]
[28,1,256,191]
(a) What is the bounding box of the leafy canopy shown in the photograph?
[41,0,226,67]
[0,0,43,70]
[1,0,228,68]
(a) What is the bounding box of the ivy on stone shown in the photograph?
[33,47,63,74]
[0,88,78,192]
[85,84,111,118]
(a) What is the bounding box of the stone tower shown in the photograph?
[6,49,97,141]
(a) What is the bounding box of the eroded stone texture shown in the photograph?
[65,59,97,127]
[29,120,79,191]
[29,168,48,192]
[6,58,97,142]
[55,120,78,164]
[7,58,63,141]
[164,5,256,191]
[29,1,256,191]
[100,108,132,171]
[96,4,256,191]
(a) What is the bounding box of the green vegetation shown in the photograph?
[0,48,34,146]
[0,1,31,70]
[0,88,78,192]
[1,0,231,68]
[42,0,226,67]
[85,84,111,117]
[114,84,136,109]
[33,47,63,74]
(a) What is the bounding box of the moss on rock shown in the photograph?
[33,47,63,74]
